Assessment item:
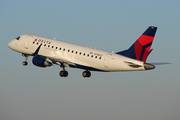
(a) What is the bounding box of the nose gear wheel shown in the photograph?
[22,61,28,66]
[22,54,29,66]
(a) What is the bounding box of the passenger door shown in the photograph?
[24,35,32,49]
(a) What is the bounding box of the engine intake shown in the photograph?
[32,56,52,67]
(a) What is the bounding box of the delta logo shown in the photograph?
[33,39,51,44]
[34,39,37,42]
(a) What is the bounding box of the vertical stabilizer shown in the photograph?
[116,26,157,62]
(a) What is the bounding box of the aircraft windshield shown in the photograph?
[16,36,20,40]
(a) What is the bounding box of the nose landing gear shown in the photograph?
[22,61,28,66]
[22,54,29,66]
[59,64,68,77]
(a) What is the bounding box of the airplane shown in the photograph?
[8,26,163,78]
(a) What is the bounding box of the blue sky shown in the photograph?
[1,0,180,120]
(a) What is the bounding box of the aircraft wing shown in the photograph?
[43,55,76,67]
[30,43,76,67]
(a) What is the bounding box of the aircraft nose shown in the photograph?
[8,40,15,49]
[8,42,12,48]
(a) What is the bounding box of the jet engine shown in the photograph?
[32,56,52,67]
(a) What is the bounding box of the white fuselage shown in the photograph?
[8,34,146,72]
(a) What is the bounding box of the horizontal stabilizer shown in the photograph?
[149,63,171,65]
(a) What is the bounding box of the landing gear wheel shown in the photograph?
[82,71,91,78]
[87,71,91,77]
[82,71,87,77]
[22,61,28,66]
[63,71,68,77]
[22,54,29,66]
[59,70,68,77]
[60,71,64,77]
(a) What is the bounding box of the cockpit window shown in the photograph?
[16,36,20,40]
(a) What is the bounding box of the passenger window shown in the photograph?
[79,52,81,55]
[91,55,93,58]
[72,51,74,53]
[68,50,70,52]
[52,46,54,48]
[63,49,65,51]
[83,53,85,56]
[44,44,46,46]
[59,48,61,50]
[48,45,50,47]
[33,42,35,44]
[95,56,97,58]
[87,54,89,57]
[37,42,38,45]
[76,51,78,54]
[99,57,101,59]
[56,47,58,49]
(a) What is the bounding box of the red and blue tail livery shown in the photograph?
[116,26,157,62]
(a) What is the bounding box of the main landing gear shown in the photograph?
[59,65,68,77]
[59,70,68,77]
[22,54,29,66]
[59,64,91,78]
[82,70,91,78]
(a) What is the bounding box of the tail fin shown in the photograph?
[116,26,157,62]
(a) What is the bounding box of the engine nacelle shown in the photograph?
[32,56,52,67]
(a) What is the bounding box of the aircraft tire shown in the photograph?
[87,71,91,78]
[59,70,68,77]
[22,61,28,66]
[82,71,91,78]
[64,71,68,77]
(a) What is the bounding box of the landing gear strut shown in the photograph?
[59,64,68,77]
[22,54,29,66]
[82,70,91,78]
